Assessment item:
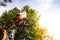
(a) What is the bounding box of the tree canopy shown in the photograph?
[0,5,54,40]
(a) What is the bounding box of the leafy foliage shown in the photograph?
[2,7,20,21]
[0,5,50,40]
[22,5,29,11]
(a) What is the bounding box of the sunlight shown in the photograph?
[38,0,60,40]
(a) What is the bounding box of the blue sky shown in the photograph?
[0,0,60,40]
[7,0,41,10]
[53,0,60,6]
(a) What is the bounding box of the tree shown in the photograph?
[0,5,53,40]
[0,7,20,30]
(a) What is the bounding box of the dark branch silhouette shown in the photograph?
[0,2,6,6]
[0,0,12,6]
[3,0,12,2]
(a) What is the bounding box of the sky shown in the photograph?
[0,0,60,40]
